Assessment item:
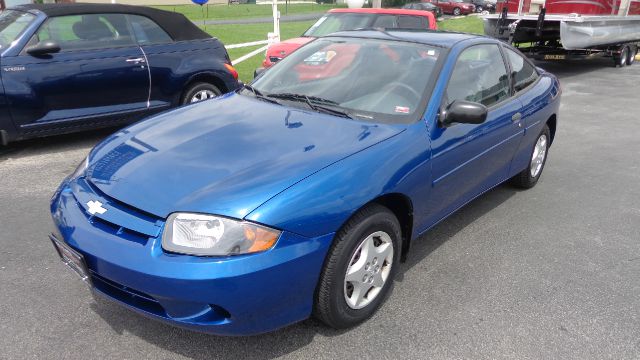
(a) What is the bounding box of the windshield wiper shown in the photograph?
[267,93,353,119]
[241,84,281,105]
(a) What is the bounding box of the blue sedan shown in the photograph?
[0,4,239,145]
[50,30,561,335]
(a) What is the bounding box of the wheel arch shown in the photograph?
[370,193,414,262]
[546,114,557,145]
[181,72,230,101]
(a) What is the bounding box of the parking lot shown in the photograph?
[1,58,639,359]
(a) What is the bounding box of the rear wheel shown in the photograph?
[314,204,401,329]
[476,5,483,12]
[453,7,462,15]
[510,125,551,189]
[615,46,629,67]
[627,45,637,65]
[181,82,221,105]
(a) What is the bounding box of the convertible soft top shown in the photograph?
[11,3,210,41]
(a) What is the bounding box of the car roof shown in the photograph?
[9,3,210,41]
[329,7,435,16]
[327,29,488,48]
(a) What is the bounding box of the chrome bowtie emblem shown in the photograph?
[87,200,107,215]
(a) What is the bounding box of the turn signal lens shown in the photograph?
[244,224,279,252]
[224,63,238,80]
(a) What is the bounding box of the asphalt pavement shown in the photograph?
[1,57,639,359]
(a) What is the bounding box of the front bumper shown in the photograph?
[50,178,334,336]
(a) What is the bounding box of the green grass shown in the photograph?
[207,16,485,83]
[437,15,483,34]
[156,3,340,21]
[204,20,315,83]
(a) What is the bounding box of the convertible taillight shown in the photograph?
[224,63,238,80]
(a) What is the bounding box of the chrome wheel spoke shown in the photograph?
[191,90,215,103]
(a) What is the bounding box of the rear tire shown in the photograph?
[627,45,637,65]
[314,204,401,329]
[510,125,551,189]
[615,46,629,67]
[181,82,221,105]
[476,5,483,12]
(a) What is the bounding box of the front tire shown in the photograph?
[476,5,483,12]
[314,204,401,329]
[511,125,551,189]
[181,82,221,105]
[452,7,461,15]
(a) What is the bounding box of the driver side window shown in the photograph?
[446,44,510,107]
[31,14,135,52]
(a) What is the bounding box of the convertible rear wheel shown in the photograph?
[182,82,221,105]
[314,204,400,329]
[511,124,551,189]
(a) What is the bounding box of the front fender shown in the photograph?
[245,124,433,240]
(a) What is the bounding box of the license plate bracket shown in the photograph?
[50,235,92,287]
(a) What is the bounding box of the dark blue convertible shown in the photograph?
[0,4,239,145]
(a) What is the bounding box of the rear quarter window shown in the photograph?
[397,15,428,29]
[505,47,539,93]
[127,15,173,45]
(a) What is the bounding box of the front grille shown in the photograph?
[91,271,166,316]
[71,177,164,245]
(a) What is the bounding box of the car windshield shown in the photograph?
[251,37,441,124]
[0,10,35,50]
[303,13,376,37]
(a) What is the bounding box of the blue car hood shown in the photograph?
[86,93,404,219]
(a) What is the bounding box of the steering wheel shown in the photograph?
[382,82,422,105]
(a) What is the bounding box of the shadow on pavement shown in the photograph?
[534,57,621,79]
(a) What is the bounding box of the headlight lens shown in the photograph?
[162,213,281,256]
[70,157,88,179]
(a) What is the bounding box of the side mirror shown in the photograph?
[25,41,61,56]
[440,100,488,126]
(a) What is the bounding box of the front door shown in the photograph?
[426,43,524,222]
[1,13,149,132]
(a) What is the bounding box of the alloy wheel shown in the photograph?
[530,134,548,177]
[343,231,394,310]
[190,89,216,103]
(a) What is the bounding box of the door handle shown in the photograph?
[511,112,522,122]
[126,58,145,63]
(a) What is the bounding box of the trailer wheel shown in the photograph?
[628,46,637,65]
[615,46,629,67]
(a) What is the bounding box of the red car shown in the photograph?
[423,0,475,15]
[258,8,436,73]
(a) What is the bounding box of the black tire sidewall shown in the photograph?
[628,46,637,65]
[620,47,629,67]
[316,205,401,328]
[182,82,221,105]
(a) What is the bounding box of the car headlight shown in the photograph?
[70,157,88,179]
[162,213,281,256]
